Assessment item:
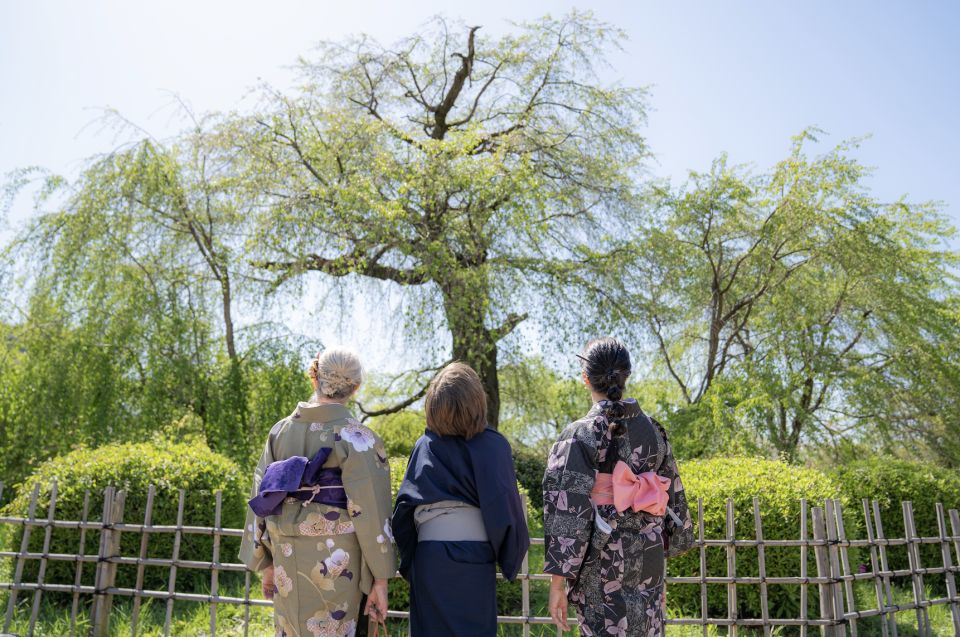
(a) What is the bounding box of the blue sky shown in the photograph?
[1,1,958,369]
[2,1,957,228]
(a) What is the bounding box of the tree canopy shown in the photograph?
[243,13,648,425]
[2,13,958,485]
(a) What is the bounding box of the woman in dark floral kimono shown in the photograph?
[542,337,694,636]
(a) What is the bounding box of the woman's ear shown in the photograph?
[582,371,590,387]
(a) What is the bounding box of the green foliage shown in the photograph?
[832,456,960,582]
[668,457,847,620]
[513,445,547,511]
[499,358,588,453]
[369,411,425,458]
[244,13,651,427]
[4,437,247,594]
[0,278,311,486]
[0,109,317,486]
[630,133,960,461]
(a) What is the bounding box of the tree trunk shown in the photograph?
[440,270,502,429]
[220,269,238,362]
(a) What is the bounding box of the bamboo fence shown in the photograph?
[0,482,957,636]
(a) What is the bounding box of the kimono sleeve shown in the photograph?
[541,427,598,578]
[476,434,530,581]
[239,433,274,572]
[340,426,397,580]
[653,418,694,557]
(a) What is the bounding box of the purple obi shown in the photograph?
[248,447,347,517]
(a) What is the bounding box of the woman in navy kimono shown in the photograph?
[393,362,530,637]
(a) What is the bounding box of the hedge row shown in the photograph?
[8,429,960,621]
[3,435,248,593]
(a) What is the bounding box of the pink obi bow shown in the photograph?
[590,461,671,515]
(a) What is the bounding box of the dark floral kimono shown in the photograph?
[542,399,694,637]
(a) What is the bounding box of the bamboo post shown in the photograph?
[162,489,186,637]
[242,570,252,637]
[698,498,707,637]
[824,500,846,636]
[752,498,771,637]
[950,510,960,568]
[90,486,116,637]
[812,506,837,637]
[833,500,857,637]
[92,489,125,637]
[725,498,737,637]
[106,492,126,628]
[520,493,530,637]
[801,499,809,637]
[935,503,960,635]
[28,479,59,634]
[4,482,41,632]
[210,491,223,637]
[69,491,91,637]
[862,500,889,637]
[872,501,898,637]
[950,509,960,631]
[902,501,929,635]
[130,485,156,636]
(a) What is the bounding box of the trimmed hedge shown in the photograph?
[668,457,848,620]
[513,445,547,510]
[3,434,247,595]
[832,456,960,584]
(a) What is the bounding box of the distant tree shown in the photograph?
[0,112,310,474]
[497,357,587,451]
[244,13,647,426]
[630,132,960,460]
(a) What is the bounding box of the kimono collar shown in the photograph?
[291,401,354,424]
[587,398,642,419]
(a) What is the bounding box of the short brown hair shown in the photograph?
[425,362,487,439]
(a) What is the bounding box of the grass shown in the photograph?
[1,583,275,637]
[2,581,956,636]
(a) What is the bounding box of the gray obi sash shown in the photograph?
[414,500,488,542]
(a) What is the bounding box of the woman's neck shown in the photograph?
[310,394,349,406]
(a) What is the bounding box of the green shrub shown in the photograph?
[370,411,425,458]
[4,431,247,596]
[668,457,848,620]
[513,445,547,510]
[832,456,960,586]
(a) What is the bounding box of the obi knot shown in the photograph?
[248,447,346,517]
[590,461,671,515]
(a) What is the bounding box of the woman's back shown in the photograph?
[240,401,396,637]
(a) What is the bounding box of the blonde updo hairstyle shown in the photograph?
[309,347,363,401]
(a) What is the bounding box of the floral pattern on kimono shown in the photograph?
[542,400,693,637]
[240,403,397,637]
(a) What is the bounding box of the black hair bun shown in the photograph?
[606,385,623,402]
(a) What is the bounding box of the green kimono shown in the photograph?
[240,402,397,637]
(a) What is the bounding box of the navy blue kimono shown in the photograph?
[393,427,530,637]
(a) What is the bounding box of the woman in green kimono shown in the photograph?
[240,347,396,637]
